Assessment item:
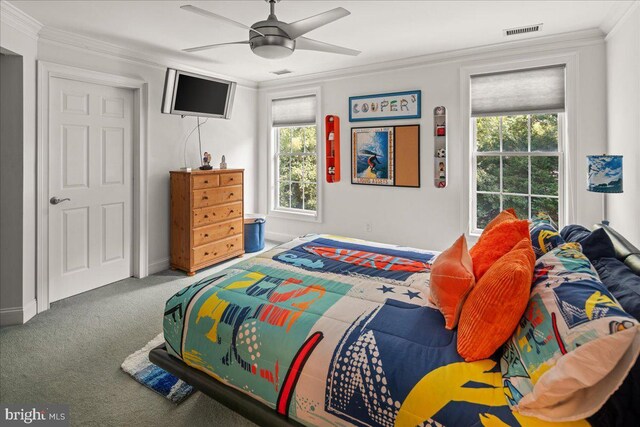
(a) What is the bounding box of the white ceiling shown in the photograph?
[10,0,635,83]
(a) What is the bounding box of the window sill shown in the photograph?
[466,230,481,246]
[268,209,322,223]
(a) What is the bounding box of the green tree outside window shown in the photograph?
[275,125,318,213]
[475,114,561,229]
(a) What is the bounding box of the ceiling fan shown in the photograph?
[181,0,361,59]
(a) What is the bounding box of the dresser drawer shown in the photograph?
[192,202,242,227]
[193,185,242,208]
[192,174,220,190]
[193,235,242,266]
[193,218,242,247]
[220,172,242,187]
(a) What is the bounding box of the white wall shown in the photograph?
[36,40,259,273]
[1,0,259,325]
[606,2,640,247]
[0,13,38,325]
[0,53,24,321]
[258,40,608,251]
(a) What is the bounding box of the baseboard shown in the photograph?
[0,306,22,326]
[148,257,170,275]
[0,299,39,326]
[23,299,37,323]
[265,231,298,243]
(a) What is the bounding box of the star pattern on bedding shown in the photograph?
[378,285,395,294]
[404,290,422,300]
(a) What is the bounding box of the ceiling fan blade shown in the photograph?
[295,37,360,56]
[180,5,265,37]
[183,41,249,53]
[283,7,350,39]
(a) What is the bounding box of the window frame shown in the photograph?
[266,87,322,223]
[461,55,578,239]
[273,125,319,215]
[471,114,566,233]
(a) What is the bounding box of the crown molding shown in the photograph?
[0,0,42,39]
[604,1,639,40]
[37,26,258,89]
[3,0,607,92]
[257,28,604,89]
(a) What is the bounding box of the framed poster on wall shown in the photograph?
[351,125,420,187]
[349,90,421,122]
[351,127,395,186]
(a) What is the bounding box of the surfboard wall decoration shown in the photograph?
[434,106,447,188]
[325,115,341,183]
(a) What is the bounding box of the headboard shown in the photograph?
[595,224,640,275]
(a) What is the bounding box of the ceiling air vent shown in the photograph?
[271,69,293,75]
[503,23,543,37]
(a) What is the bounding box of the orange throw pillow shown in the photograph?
[483,208,517,234]
[469,218,529,280]
[429,235,475,330]
[457,238,535,362]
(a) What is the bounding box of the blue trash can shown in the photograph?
[244,214,266,253]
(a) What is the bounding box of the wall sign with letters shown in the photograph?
[349,90,421,122]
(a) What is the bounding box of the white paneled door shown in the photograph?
[49,78,133,302]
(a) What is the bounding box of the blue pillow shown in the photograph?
[560,224,591,242]
[593,257,640,321]
[560,225,616,262]
[529,214,564,259]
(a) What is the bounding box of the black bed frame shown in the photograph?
[149,345,303,427]
[150,224,640,426]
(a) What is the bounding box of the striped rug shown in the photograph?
[121,333,195,404]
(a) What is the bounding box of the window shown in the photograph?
[473,114,563,229]
[470,65,565,231]
[275,126,318,212]
[271,94,319,216]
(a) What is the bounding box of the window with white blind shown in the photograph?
[471,65,566,231]
[271,94,319,217]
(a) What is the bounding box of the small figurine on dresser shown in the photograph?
[220,155,227,169]
[200,152,212,170]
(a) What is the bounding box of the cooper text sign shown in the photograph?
[349,90,421,122]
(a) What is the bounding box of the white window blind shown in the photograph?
[471,65,565,117]
[272,95,317,127]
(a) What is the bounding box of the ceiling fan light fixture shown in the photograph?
[181,1,360,58]
[250,37,295,59]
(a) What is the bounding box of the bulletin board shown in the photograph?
[351,124,420,188]
[394,125,420,187]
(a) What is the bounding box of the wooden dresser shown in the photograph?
[170,169,244,275]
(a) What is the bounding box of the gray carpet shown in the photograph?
[0,243,277,426]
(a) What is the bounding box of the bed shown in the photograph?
[150,228,639,427]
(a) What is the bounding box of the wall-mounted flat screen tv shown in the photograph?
[161,68,236,119]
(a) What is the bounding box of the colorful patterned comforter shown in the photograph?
[163,234,588,427]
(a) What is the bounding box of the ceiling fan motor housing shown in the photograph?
[250,21,295,59]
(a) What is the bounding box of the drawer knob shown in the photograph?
[229,178,234,181]
[230,227,235,231]
[228,193,234,197]
[229,210,234,213]
[204,215,209,218]
[204,234,209,237]
[227,243,234,248]
[203,196,209,200]
[204,180,209,184]
[204,252,209,256]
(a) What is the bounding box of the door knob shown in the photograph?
[50,197,71,205]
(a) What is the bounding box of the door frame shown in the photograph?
[36,61,149,313]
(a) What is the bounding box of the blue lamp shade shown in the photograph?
[587,155,623,193]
